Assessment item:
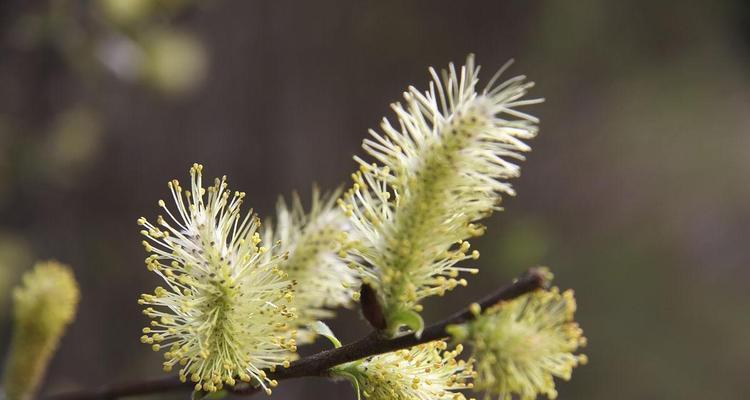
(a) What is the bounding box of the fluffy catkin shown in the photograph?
[2,261,79,400]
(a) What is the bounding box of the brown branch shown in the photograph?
[43,268,547,400]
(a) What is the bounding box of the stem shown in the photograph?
[43,269,546,400]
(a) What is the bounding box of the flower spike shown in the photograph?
[462,288,587,400]
[263,187,359,343]
[332,341,475,400]
[2,261,79,400]
[340,55,542,334]
[138,164,296,394]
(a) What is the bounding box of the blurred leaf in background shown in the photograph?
[41,106,103,187]
[140,29,207,95]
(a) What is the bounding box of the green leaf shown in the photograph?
[192,389,227,400]
[310,320,342,348]
[388,309,425,338]
[205,390,228,399]
[331,368,362,400]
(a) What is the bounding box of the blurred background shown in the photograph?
[1,0,749,399]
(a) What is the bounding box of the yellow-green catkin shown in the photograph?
[138,164,296,394]
[262,187,359,344]
[332,341,476,400]
[339,55,541,334]
[464,288,587,400]
[2,261,80,400]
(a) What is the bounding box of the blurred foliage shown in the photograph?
[139,28,207,95]
[9,0,207,93]
[43,106,103,186]
[0,0,208,214]
[492,217,552,275]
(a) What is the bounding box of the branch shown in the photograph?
[43,268,547,400]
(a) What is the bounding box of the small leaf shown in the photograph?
[191,389,226,400]
[310,320,342,348]
[330,367,363,400]
[205,390,227,399]
[351,373,362,400]
[191,390,205,400]
[388,309,424,338]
